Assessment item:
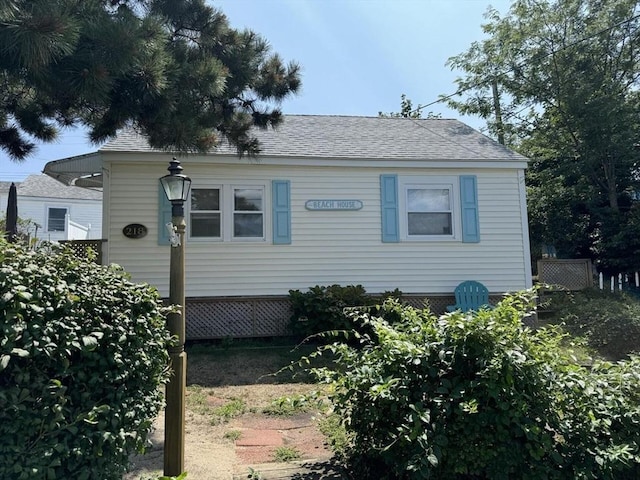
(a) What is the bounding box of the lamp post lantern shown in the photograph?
[159,158,191,477]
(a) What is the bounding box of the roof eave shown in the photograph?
[43,152,103,187]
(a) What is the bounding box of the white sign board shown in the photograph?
[305,200,363,211]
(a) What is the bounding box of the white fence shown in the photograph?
[598,272,640,292]
[537,258,639,294]
[65,214,92,240]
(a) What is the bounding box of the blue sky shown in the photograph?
[1,0,513,182]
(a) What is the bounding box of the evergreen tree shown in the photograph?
[0,0,301,162]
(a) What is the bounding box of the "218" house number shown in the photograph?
[123,223,148,239]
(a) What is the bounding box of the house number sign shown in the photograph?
[305,200,363,211]
[123,223,148,239]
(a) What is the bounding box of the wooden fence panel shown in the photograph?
[537,259,593,290]
[59,239,105,264]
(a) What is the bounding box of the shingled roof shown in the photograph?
[45,115,528,187]
[18,174,101,200]
[100,115,527,162]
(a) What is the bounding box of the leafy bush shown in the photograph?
[288,284,402,338]
[0,240,171,479]
[307,292,640,479]
[543,288,640,360]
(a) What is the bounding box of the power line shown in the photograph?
[413,10,640,115]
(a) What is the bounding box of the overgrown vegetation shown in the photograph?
[303,291,640,479]
[288,284,402,338]
[140,474,188,480]
[223,430,242,441]
[542,288,640,360]
[317,413,350,462]
[0,240,171,479]
[263,394,311,416]
[185,386,247,425]
[211,398,247,424]
[272,446,302,462]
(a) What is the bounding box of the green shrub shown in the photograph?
[544,288,640,360]
[307,292,640,479]
[0,240,171,479]
[288,284,402,338]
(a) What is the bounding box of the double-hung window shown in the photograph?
[406,186,452,236]
[190,188,221,238]
[233,187,264,239]
[47,207,68,232]
[400,177,459,241]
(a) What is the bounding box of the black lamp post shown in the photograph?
[159,158,191,477]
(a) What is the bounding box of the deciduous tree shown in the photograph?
[445,0,640,271]
[378,94,441,119]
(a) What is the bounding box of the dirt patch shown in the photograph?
[124,342,336,480]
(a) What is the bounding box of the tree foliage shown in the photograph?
[379,94,424,119]
[379,94,442,119]
[0,215,40,244]
[0,240,171,479]
[444,0,640,271]
[0,0,301,162]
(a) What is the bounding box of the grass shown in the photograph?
[223,429,242,441]
[210,398,246,425]
[185,385,247,424]
[185,339,325,386]
[272,446,302,462]
[317,413,349,460]
[185,384,210,415]
[262,393,311,416]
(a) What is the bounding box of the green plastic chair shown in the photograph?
[446,280,492,312]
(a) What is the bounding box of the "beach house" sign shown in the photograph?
[305,199,363,211]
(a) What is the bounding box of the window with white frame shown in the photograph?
[190,188,221,238]
[47,207,68,232]
[400,177,459,240]
[189,185,265,241]
[233,187,264,238]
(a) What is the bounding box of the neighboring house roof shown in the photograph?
[100,115,527,162]
[0,181,15,194]
[17,174,101,201]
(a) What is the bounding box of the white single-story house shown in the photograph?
[0,174,102,242]
[44,115,531,338]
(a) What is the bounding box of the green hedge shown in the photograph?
[288,284,402,339]
[0,241,171,479]
[308,292,640,479]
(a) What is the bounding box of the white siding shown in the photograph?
[9,197,102,242]
[106,161,530,298]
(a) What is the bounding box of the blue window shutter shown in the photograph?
[158,184,172,245]
[460,175,480,243]
[272,180,291,244]
[380,174,399,243]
